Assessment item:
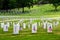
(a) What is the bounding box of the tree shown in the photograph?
[9,0,17,9]
[16,0,33,13]
[0,0,33,12]
[0,0,4,10]
[44,0,60,11]
[2,0,9,10]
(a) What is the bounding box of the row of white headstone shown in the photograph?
[32,22,53,33]
[1,22,9,32]
[0,22,30,34]
[0,21,59,34]
[42,21,59,33]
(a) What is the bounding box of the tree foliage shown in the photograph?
[44,0,60,10]
[0,0,33,12]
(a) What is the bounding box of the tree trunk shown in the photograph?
[22,7,24,13]
[54,6,57,11]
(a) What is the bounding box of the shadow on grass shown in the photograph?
[0,10,30,15]
[45,9,60,12]
[22,10,30,14]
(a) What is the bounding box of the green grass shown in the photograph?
[0,25,60,40]
[0,4,60,40]
[0,20,60,40]
[0,4,60,17]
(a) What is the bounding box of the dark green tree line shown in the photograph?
[0,0,33,12]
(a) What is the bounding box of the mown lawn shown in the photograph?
[0,25,60,40]
[0,20,60,40]
[0,4,60,17]
[0,4,60,40]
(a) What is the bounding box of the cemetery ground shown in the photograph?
[0,21,60,40]
[0,4,60,40]
[0,4,60,17]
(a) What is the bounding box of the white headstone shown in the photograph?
[7,22,10,27]
[3,24,8,32]
[30,19,32,24]
[13,23,20,34]
[19,19,23,23]
[53,21,59,27]
[1,23,4,28]
[53,22,56,27]
[28,24,30,29]
[10,22,12,24]
[56,21,59,26]
[43,21,47,29]
[23,23,26,29]
[38,22,40,26]
[47,23,52,33]
[32,23,37,33]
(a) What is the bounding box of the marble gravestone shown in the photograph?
[43,21,47,29]
[47,22,52,33]
[23,23,26,29]
[3,23,8,32]
[13,23,20,34]
[53,21,59,27]
[32,23,37,33]
[1,23,4,28]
